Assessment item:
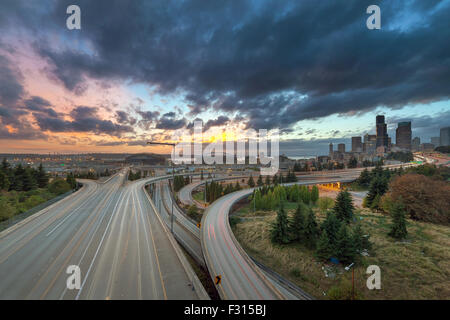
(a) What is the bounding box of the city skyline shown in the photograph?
[0,0,449,156]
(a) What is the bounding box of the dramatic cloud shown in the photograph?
[0,0,448,153]
[34,105,134,137]
[8,0,445,130]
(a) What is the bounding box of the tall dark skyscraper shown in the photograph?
[376,115,388,148]
[441,127,450,146]
[351,136,362,152]
[396,121,412,150]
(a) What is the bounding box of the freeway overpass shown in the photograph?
[0,169,208,300]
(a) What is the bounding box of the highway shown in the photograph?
[198,165,417,300]
[0,170,207,300]
[153,181,204,266]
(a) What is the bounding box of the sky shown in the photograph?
[0,0,449,157]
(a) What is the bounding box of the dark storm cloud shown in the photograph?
[204,116,230,131]
[116,110,137,125]
[34,105,134,137]
[2,0,450,131]
[0,55,24,106]
[155,115,187,130]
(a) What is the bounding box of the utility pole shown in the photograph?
[147,141,176,234]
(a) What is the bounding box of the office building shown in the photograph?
[376,115,389,148]
[440,127,450,146]
[431,137,440,147]
[412,137,421,151]
[338,143,345,153]
[351,137,362,152]
[363,134,377,154]
[396,121,412,151]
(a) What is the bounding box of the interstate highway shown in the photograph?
[0,170,205,300]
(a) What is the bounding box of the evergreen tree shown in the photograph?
[234,181,241,191]
[335,224,356,263]
[270,204,290,244]
[333,189,354,223]
[256,175,263,187]
[22,168,37,191]
[12,164,25,191]
[303,208,319,249]
[388,201,408,239]
[265,175,271,185]
[0,171,10,190]
[310,185,319,204]
[316,230,333,261]
[37,163,49,188]
[352,223,372,254]
[247,175,255,188]
[289,203,307,241]
[321,211,341,243]
[200,170,204,180]
[365,176,388,209]
[1,158,10,171]
[357,168,371,187]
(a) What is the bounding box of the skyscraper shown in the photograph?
[376,115,388,148]
[329,143,333,157]
[396,121,412,151]
[363,134,377,154]
[440,127,450,147]
[412,137,421,151]
[431,137,440,147]
[338,143,345,153]
[351,137,362,152]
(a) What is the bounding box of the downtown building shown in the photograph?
[395,121,412,151]
[440,127,450,147]
[376,115,389,153]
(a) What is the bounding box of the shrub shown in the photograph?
[0,197,15,221]
[388,173,450,224]
[48,179,72,195]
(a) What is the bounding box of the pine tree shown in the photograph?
[37,163,49,188]
[270,204,290,244]
[234,181,241,191]
[22,168,37,191]
[247,175,255,188]
[12,164,25,191]
[335,224,356,264]
[321,212,342,246]
[365,176,388,209]
[289,203,307,241]
[357,168,371,187]
[257,175,263,187]
[388,201,408,239]
[0,171,10,191]
[311,185,319,204]
[316,230,333,261]
[1,158,10,171]
[303,208,319,249]
[333,189,354,223]
[352,223,372,254]
[265,175,271,186]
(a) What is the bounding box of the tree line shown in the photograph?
[0,159,49,192]
[270,189,372,264]
[251,184,319,211]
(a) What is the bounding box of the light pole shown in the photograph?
[147,141,176,234]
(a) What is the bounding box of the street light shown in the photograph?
[147,141,176,234]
